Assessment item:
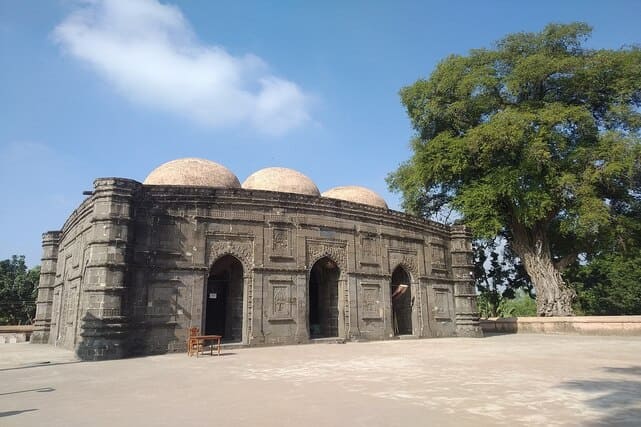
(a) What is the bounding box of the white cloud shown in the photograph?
[53,0,311,135]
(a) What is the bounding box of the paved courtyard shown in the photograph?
[1,334,640,426]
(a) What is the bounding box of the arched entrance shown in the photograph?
[308,257,340,338]
[205,255,243,342]
[391,266,412,336]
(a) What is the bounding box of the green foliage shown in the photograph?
[565,162,641,315]
[477,288,538,318]
[389,22,641,314]
[497,290,538,317]
[390,22,640,241]
[0,256,40,325]
[476,291,500,319]
[475,238,532,317]
[566,250,641,315]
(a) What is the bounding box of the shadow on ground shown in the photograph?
[0,409,38,418]
[558,366,641,426]
[0,360,82,372]
[0,387,55,397]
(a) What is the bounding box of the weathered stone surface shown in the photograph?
[481,315,641,335]
[33,174,481,360]
[0,325,34,344]
[322,186,388,209]
[143,158,241,188]
[242,167,320,196]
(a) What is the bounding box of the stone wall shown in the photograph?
[480,316,641,336]
[33,177,482,359]
[0,325,34,343]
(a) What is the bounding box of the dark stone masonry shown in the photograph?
[31,159,481,360]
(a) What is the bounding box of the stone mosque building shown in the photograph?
[32,158,481,360]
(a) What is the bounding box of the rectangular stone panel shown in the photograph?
[269,228,294,259]
[361,283,382,319]
[360,235,379,266]
[269,279,294,320]
[147,286,178,317]
[431,244,447,270]
[434,288,453,320]
[452,252,473,266]
[451,238,471,251]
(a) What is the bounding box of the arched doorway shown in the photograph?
[205,255,244,342]
[391,266,412,336]
[309,257,340,338]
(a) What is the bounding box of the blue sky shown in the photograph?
[2,0,641,266]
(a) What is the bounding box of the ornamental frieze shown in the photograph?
[206,234,254,269]
[306,238,347,274]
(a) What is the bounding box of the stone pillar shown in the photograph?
[77,178,140,360]
[31,231,61,344]
[450,225,482,337]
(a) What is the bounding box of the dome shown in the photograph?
[242,167,320,196]
[322,186,388,209]
[143,158,240,188]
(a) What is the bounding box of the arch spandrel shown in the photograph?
[206,236,254,273]
[306,240,348,279]
[390,259,417,282]
[388,249,418,278]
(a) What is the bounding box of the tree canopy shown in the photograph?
[565,188,641,315]
[388,23,641,316]
[0,255,40,325]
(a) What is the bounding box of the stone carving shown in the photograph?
[306,239,347,274]
[246,277,253,337]
[359,236,380,267]
[431,244,446,269]
[208,236,254,269]
[451,239,469,251]
[272,284,291,319]
[273,228,288,251]
[361,236,376,257]
[400,255,417,276]
[361,284,380,318]
[87,307,121,318]
[452,252,473,267]
[434,288,453,319]
[389,249,418,277]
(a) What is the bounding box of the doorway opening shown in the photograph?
[205,255,243,342]
[309,257,340,338]
[391,266,412,336]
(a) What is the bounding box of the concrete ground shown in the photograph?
[1,334,640,427]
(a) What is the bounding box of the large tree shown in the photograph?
[0,256,40,325]
[388,23,641,316]
[565,173,641,315]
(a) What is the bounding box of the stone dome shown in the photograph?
[322,186,388,209]
[143,158,240,188]
[242,167,320,196]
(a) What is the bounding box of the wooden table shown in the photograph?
[188,335,222,357]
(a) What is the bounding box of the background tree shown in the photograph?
[0,255,40,325]
[475,238,533,317]
[388,23,641,316]
[565,175,641,315]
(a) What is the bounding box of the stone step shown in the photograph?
[396,334,418,340]
[309,337,346,344]
[219,342,248,350]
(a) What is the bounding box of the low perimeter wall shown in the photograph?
[0,325,34,344]
[481,316,641,336]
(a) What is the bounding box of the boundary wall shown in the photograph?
[480,316,641,336]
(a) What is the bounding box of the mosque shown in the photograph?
[31,158,481,360]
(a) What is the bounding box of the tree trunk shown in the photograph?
[510,223,575,316]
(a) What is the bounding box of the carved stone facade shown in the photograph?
[33,177,481,360]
